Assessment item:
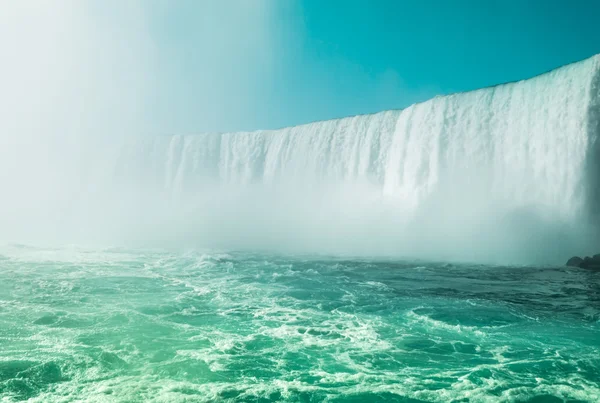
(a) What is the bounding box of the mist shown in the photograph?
[0,0,291,244]
[0,2,598,265]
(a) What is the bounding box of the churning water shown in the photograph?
[0,246,599,402]
[2,56,600,402]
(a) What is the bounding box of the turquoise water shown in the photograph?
[0,246,599,402]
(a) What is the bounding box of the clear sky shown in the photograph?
[2,0,600,136]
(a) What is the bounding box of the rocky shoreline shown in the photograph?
[566,255,600,270]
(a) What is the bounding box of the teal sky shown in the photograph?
[142,0,600,133]
[2,1,600,136]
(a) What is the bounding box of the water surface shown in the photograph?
[0,246,599,402]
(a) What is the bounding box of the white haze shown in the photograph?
[0,1,598,265]
[0,0,286,244]
[0,0,151,240]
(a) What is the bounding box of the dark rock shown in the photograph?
[580,256,600,270]
[566,256,583,267]
[566,254,600,270]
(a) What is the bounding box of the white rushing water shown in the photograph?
[1,55,599,263]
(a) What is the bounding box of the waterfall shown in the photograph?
[2,54,599,262]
